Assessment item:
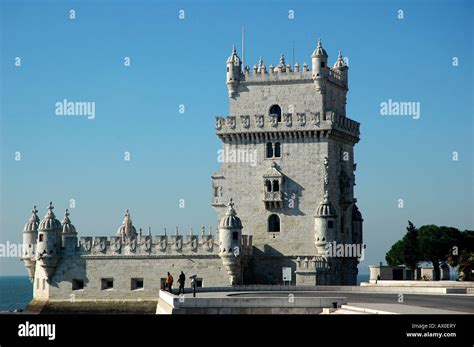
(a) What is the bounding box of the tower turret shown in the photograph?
[333,50,348,86]
[218,198,243,285]
[314,191,337,255]
[61,209,77,253]
[351,204,363,245]
[22,205,39,282]
[226,46,242,98]
[312,38,328,79]
[116,209,137,242]
[36,202,62,281]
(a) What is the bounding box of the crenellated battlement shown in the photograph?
[215,111,359,142]
[76,231,253,257]
[241,64,346,88]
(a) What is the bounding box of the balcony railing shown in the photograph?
[264,191,282,201]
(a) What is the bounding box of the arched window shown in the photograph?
[268,214,280,232]
[266,142,273,158]
[269,104,282,123]
[273,180,279,192]
[265,180,272,192]
[274,142,281,157]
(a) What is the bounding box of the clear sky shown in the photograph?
[0,0,472,275]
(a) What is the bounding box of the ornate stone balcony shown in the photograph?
[263,191,283,209]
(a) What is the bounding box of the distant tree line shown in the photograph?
[385,221,474,281]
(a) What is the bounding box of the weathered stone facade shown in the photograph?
[213,40,363,285]
[21,39,363,303]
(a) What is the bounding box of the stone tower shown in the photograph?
[213,39,363,285]
[218,199,243,285]
[36,202,62,281]
[21,206,40,282]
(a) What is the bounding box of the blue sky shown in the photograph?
[0,0,472,275]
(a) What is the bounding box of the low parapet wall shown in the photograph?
[187,284,473,295]
[361,280,474,287]
[360,280,474,294]
[156,290,347,315]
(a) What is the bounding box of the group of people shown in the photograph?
[162,271,196,297]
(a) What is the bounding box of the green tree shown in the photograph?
[402,221,420,279]
[417,225,460,281]
[447,230,474,281]
[386,239,404,266]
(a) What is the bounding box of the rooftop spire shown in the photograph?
[123,209,131,224]
[226,198,237,216]
[62,209,71,224]
[312,38,328,58]
[30,205,39,222]
[279,53,285,66]
[45,201,56,219]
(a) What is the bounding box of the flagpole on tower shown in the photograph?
[242,27,245,69]
[292,40,295,67]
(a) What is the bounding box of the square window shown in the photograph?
[196,278,203,288]
[101,278,114,290]
[72,279,84,291]
[232,232,238,241]
[327,220,334,229]
[131,278,144,290]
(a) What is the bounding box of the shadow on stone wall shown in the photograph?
[246,246,296,285]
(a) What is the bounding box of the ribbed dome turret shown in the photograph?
[315,192,336,217]
[39,202,62,231]
[333,50,346,69]
[312,38,328,57]
[24,205,40,232]
[61,209,76,234]
[226,46,241,64]
[219,199,242,229]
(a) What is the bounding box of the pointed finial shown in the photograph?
[226,198,237,216]
[338,50,342,59]
[148,227,151,236]
[175,226,179,236]
[258,56,263,66]
[324,190,329,201]
[201,226,205,236]
[65,208,70,217]
[232,45,236,54]
[45,201,56,218]
[139,228,142,237]
[209,226,212,235]
[317,38,322,47]
[29,205,39,222]
[280,53,285,65]
[164,227,167,236]
[190,228,193,236]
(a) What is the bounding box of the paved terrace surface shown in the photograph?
[222,291,474,314]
